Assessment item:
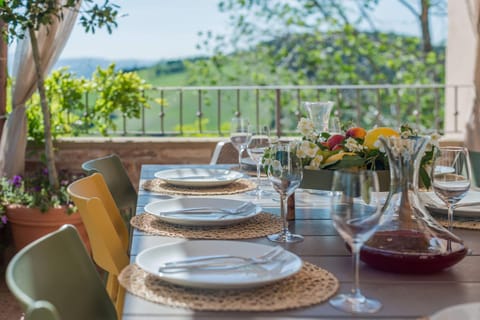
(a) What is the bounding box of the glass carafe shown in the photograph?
[360,136,468,273]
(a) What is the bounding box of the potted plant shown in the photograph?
[0,0,119,251]
[0,168,91,251]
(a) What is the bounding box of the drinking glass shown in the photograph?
[247,125,271,199]
[431,146,472,232]
[230,117,250,169]
[267,141,304,243]
[329,170,383,314]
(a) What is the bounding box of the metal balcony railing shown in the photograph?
[87,84,473,137]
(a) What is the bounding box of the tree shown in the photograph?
[0,0,119,190]
[186,0,446,130]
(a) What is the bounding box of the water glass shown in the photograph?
[230,117,250,169]
[246,125,271,199]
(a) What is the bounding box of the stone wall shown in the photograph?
[26,137,225,190]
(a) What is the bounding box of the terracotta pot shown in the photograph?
[5,205,91,253]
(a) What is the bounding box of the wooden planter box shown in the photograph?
[300,169,391,192]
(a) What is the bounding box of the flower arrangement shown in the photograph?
[0,168,84,225]
[282,117,440,188]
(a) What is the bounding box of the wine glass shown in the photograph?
[267,141,304,243]
[431,146,472,232]
[329,170,383,314]
[246,125,271,199]
[230,117,250,170]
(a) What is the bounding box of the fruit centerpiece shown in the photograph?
[286,117,440,191]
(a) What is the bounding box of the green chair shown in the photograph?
[470,150,480,188]
[81,154,137,226]
[6,224,118,320]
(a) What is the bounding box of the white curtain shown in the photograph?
[465,0,480,151]
[0,1,81,177]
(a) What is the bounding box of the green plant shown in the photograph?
[91,64,151,135]
[0,168,84,218]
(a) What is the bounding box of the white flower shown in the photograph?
[305,155,324,170]
[426,132,441,151]
[344,137,365,153]
[297,117,315,137]
[297,140,319,159]
[271,160,282,172]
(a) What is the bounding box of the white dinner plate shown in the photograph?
[430,302,480,320]
[136,240,303,289]
[419,190,480,218]
[144,197,261,226]
[154,168,243,187]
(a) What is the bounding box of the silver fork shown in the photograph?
[159,201,254,216]
[158,246,284,273]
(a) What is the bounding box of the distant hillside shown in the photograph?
[52,58,157,78]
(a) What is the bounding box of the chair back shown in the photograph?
[210,141,239,164]
[67,173,130,317]
[6,225,117,320]
[81,154,137,224]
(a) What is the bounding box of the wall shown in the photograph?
[26,137,224,190]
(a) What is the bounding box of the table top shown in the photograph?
[123,164,480,320]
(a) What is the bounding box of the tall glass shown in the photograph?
[267,141,303,243]
[246,125,271,199]
[431,146,472,232]
[303,101,334,132]
[329,170,383,314]
[230,117,250,169]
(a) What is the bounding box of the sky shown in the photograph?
[58,0,447,61]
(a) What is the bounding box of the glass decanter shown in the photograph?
[360,136,468,273]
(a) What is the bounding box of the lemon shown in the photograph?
[363,127,400,149]
[324,152,356,165]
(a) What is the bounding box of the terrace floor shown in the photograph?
[0,246,23,320]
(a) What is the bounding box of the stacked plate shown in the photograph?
[154,168,244,188]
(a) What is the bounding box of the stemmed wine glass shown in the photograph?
[230,117,250,170]
[329,170,383,314]
[431,146,472,232]
[246,125,271,199]
[267,141,304,243]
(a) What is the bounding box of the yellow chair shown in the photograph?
[67,173,130,319]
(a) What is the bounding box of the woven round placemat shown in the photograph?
[142,178,256,196]
[130,212,283,239]
[438,219,480,230]
[119,262,339,311]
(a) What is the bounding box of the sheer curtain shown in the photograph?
[0,1,81,177]
[466,0,480,151]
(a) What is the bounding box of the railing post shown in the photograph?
[179,89,184,135]
[197,89,203,133]
[217,89,222,136]
[275,88,282,138]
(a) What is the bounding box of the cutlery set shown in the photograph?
[158,246,285,273]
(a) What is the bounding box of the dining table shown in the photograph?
[121,164,480,319]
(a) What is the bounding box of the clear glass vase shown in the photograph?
[303,101,334,132]
[360,136,468,273]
